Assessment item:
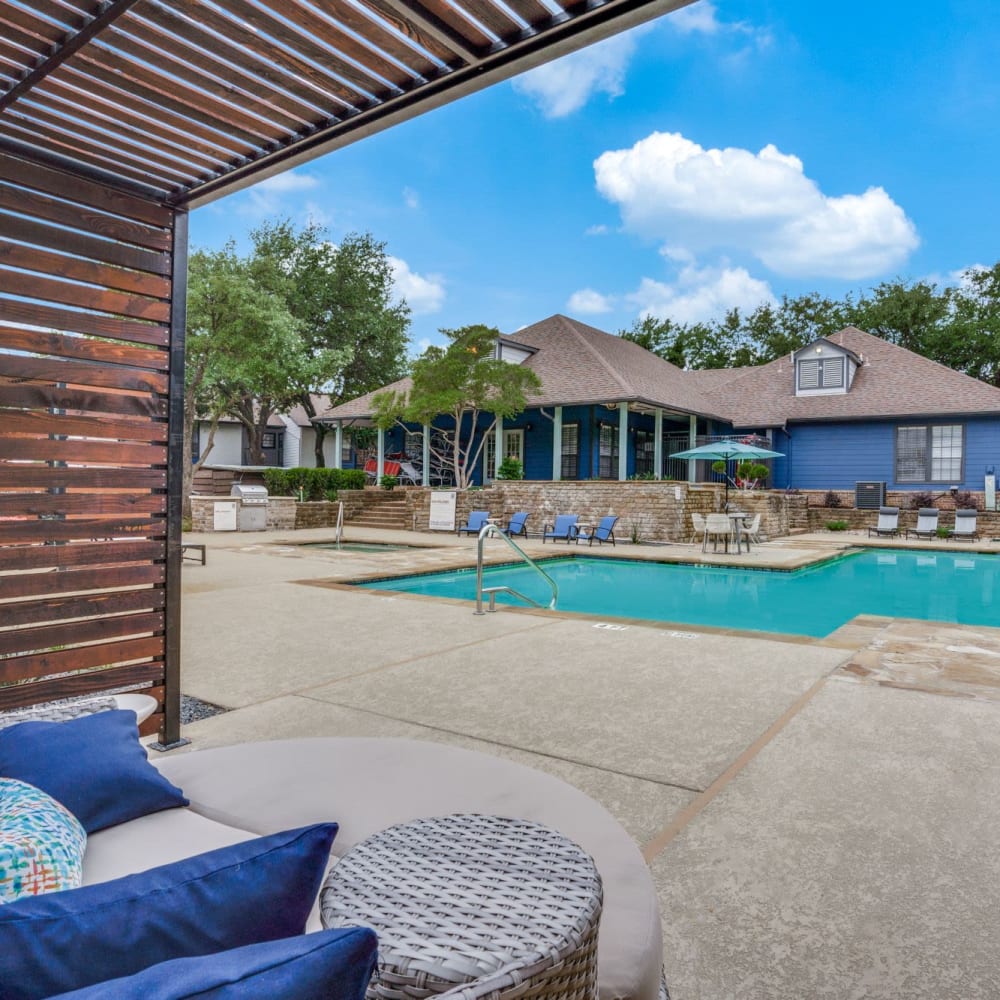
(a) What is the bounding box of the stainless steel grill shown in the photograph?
[230,483,268,531]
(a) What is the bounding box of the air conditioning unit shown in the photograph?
[855,481,886,509]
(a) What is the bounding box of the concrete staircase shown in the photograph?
[348,491,410,531]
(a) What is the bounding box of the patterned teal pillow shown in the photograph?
[0,778,86,903]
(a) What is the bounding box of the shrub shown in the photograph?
[954,490,978,510]
[936,526,950,538]
[908,491,934,510]
[262,467,365,500]
[823,490,842,508]
[825,520,850,531]
[496,457,524,480]
[380,474,398,491]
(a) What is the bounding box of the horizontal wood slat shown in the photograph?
[0,563,165,600]
[0,465,167,488]
[0,662,165,712]
[0,437,167,464]
[0,327,168,371]
[0,242,170,302]
[0,494,165,517]
[0,410,168,442]
[0,212,171,275]
[0,635,164,685]
[0,539,165,571]
[0,154,173,227]
[0,588,165,628]
[0,180,171,250]
[0,516,163,544]
[0,352,168,393]
[0,265,171,323]
[0,611,165,657]
[0,383,168,417]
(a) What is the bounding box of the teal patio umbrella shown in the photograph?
[670,440,784,506]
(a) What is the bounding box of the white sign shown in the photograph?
[429,491,457,531]
[986,474,996,511]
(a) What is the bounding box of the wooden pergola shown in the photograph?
[0,0,691,745]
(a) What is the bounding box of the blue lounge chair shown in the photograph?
[542,514,578,543]
[577,515,618,546]
[501,512,529,538]
[457,510,490,536]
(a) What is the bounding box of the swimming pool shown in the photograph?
[356,550,1000,638]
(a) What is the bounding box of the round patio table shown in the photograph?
[320,813,603,1000]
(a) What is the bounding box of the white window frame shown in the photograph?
[895,424,964,483]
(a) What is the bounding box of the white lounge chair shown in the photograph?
[905,507,939,539]
[690,512,706,544]
[867,506,899,538]
[948,509,979,541]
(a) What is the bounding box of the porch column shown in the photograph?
[654,408,663,480]
[618,401,628,482]
[552,406,563,481]
[688,414,697,484]
[333,420,343,470]
[422,423,430,487]
[376,427,385,483]
[494,416,504,480]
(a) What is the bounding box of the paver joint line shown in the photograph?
[640,673,831,863]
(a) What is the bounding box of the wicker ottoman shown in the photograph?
[321,814,603,1000]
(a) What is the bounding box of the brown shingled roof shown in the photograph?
[313,320,1000,428]
[713,327,1000,428]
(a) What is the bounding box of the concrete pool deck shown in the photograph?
[176,526,1000,999]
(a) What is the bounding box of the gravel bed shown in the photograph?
[180,694,228,724]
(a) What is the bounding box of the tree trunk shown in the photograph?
[313,423,328,467]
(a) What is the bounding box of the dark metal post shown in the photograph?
[151,208,190,750]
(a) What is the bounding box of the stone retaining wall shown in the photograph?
[403,482,804,543]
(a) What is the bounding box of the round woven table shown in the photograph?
[320,814,604,1000]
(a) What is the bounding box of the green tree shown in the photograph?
[847,278,949,355]
[248,221,410,465]
[941,264,1000,385]
[372,325,542,489]
[184,243,302,506]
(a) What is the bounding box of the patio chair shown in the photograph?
[743,513,763,544]
[397,461,422,486]
[867,506,900,538]
[458,510,490,536]
[905,507,939,539]
[689,512,706,544]
[577,515,618,546]
[947,509,979,541]
[702,513,733,552]
[542,514,579,543]
[500,511,529,538]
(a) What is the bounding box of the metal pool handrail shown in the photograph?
[475,522,559,614]
[335,501,344,548]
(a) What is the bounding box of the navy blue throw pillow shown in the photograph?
[48,927,378,1000]
[0,709,188,833]
[0,823,338,1000]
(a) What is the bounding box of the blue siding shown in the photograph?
[779,418,1000,491]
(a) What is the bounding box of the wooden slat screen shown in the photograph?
[0,150,176,739]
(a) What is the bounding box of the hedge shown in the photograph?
[262,467,366,500]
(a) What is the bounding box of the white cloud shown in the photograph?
[389,256,445,315]
[668,1,772,52]
[585,224,610,236]
[627,263,775,325]
[512,29,642,118]
[567,288,614,314]
[238,171,324,218]
[403,186,420,210]
[594,131,919,279]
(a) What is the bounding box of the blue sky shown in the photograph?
[191,0,1000,355]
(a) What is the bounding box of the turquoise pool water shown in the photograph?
[356,550,1000,638]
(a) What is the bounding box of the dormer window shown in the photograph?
[793,339,860,397]
[797,355,844,391]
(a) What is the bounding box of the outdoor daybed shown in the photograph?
[1,717,664,1000]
